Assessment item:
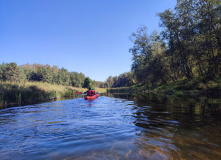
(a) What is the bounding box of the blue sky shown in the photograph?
[0,0,176,82]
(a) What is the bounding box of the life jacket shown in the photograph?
[87,90,92,96]
[92,90,95,95]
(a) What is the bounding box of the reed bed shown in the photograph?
[0,81,107,107]
[0,81,78,107]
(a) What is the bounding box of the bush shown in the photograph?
[207,81,218,89]
[198,82,207,90]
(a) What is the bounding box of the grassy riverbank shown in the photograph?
[107,77,221,97]
[0,81,78,107]
[0,81,107,107]
[76,87,107,94]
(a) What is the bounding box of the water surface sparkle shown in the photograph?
[0,95,221,160]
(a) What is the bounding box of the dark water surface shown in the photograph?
[0,94,221,160]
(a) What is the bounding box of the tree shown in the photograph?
[0,63,6,81]
[107,72,136,88]
[158,0,221,80]
[42,64,53,83]
[18,66,27,82]
[70,72,85,87]
[106,76,114,88]
[83,77,93,88]
[129,26,169,85]
[0,62,89,87]
[4,62,20,82]
[22,63,33,80]
[58,68,71,85]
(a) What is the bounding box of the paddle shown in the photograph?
[77,92,86,94]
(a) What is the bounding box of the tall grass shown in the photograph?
[0,81,78,107]
[0,81,107,107]
[93,87,107,93]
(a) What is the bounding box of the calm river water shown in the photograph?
[0,94,221,160]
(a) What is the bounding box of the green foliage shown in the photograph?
[0,81,78,107]
[0,63,5,81]
[95,81,108,88]
[123,0,221,90]
[129,27,168,85]
[106,72,136,88]
[70,72,85,87]
[4,63,20,82]
[0,62,87,87]
[83,77,93,88]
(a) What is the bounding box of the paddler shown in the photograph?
[92,88,96,95]
[86,87,94,96]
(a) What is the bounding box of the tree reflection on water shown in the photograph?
[107,93,221,159]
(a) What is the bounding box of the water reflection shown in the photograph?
[109,93,221,159]
[0,94,220,160]
[109,93,221,121]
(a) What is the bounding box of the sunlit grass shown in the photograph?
[0,81,107,107]
[0,81,77,106]
[68,86,107,93]
[0,81,72,94]
[94,87,107,93]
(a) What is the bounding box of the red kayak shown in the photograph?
[84,93,99,100]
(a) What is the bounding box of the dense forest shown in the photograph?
[0,62,107,88]
[106,0,221,89]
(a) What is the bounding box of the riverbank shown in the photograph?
[107,77,221,98]
[0,81,78,107]
[0,81,107,107]
[77,87,107,94]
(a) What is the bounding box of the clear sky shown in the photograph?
[0,0,176,82]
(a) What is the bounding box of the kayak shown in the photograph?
[84,93,99,100]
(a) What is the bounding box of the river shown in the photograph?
[0,94,221,160]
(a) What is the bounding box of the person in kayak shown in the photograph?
[86,88,94,96]
[92,88,96,95]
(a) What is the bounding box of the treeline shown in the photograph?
[106,72,135,88]
[106,0,221,88]
[0,62,107,88]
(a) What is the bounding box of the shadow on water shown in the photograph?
[103,93,221,159]
[106,93,221,121]
[0,95,79,110]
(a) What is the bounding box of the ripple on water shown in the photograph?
[0,96,221,160]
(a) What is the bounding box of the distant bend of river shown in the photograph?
[0,94,221,160]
